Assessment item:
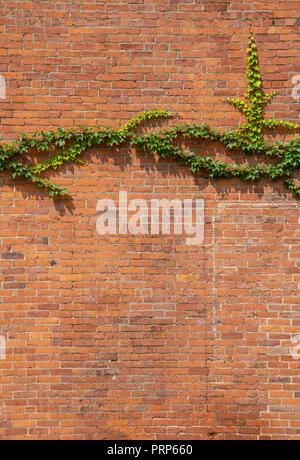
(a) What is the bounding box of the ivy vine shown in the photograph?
[0,33,299,198]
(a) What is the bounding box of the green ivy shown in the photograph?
[0,33,299,198]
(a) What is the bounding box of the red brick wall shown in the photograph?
[0,0,299,440]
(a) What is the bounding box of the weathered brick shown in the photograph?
[0,0,299,442]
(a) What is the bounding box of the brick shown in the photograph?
[0,0,299,442]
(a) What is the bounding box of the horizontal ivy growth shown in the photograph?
[0,33,299,198]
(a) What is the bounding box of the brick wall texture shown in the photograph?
[0,0,299,440]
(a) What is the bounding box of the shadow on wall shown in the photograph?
[0,122,298,219]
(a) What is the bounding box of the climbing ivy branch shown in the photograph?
[227,33,299,149]
[0,33,299,198]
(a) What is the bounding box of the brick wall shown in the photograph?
[0,0,299,440]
